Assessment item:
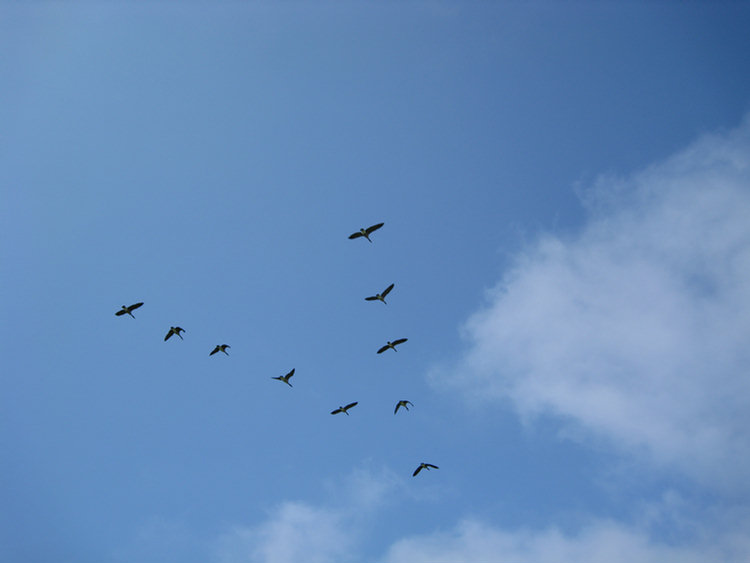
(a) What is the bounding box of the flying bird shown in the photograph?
[394,400,413,414]
[164,326,185,341]
[271,368,295,387]
[348,222,384,243]
[377,338,408,354]
[365,283,394,304]
[210,344,230,356]
[115,302,143,318]
[330,402,358,415]
[412,463,439,477]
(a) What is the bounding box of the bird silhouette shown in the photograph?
[348,222,384,243]
[412,463,439,476]
[330,402,358,415]
[210,344,230,356]
[365,283,394,304]
[271,368,295,387]
[115,302,143,318]
[394,400,413,414]
[164,327,185,341]
[377,338,408,354]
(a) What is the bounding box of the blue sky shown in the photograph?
[2,3,750,562]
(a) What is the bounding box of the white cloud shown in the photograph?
[213,493,750,563]
[209,466,750,563]
[215,502,353,563]
[213,464,403,563]
[435,116,750,490]
[381,517,750,563]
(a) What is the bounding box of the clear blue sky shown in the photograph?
[2,3,750,562]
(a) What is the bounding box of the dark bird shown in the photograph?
[348,222,384,243]
[164,326,185,341]
[394,400,413,414]
[210,344,230,356]
[413,463,439,477]
[365,283,394,304]
[377,338,408,354]
[115,302,143,318]
[271,368,295,387]
[331,402,358,415]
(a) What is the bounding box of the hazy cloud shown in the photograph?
[213,487,750,563]
[215,502,353,563]
[381,517,750,563]
[435,117,750,490]
[213,464,403,563]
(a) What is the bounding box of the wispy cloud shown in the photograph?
[381,516,750,563]
[213,464,403,563]
[337,463,402,510]
[215,501,353,563]
[208,458,750,563]
[212,486,750,563]
[434,116,750,490]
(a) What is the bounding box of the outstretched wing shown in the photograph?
[381,283,394,297]
[365,222,384,235]
[413,465,423,476]
[210,346,219,355]
[348,231,363,240]
[130,302,144,311]
[392,338,408,346]
[365,295,378,301]
[426,464,439,470]
[344,402,358,410]
[285,368,295,380]
[115,309,126,316]
[377,345,389,354]
[330,408,342,415]
[164,330,173,341]
[394,402,402,414]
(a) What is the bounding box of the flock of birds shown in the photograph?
[116,222,438,478]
